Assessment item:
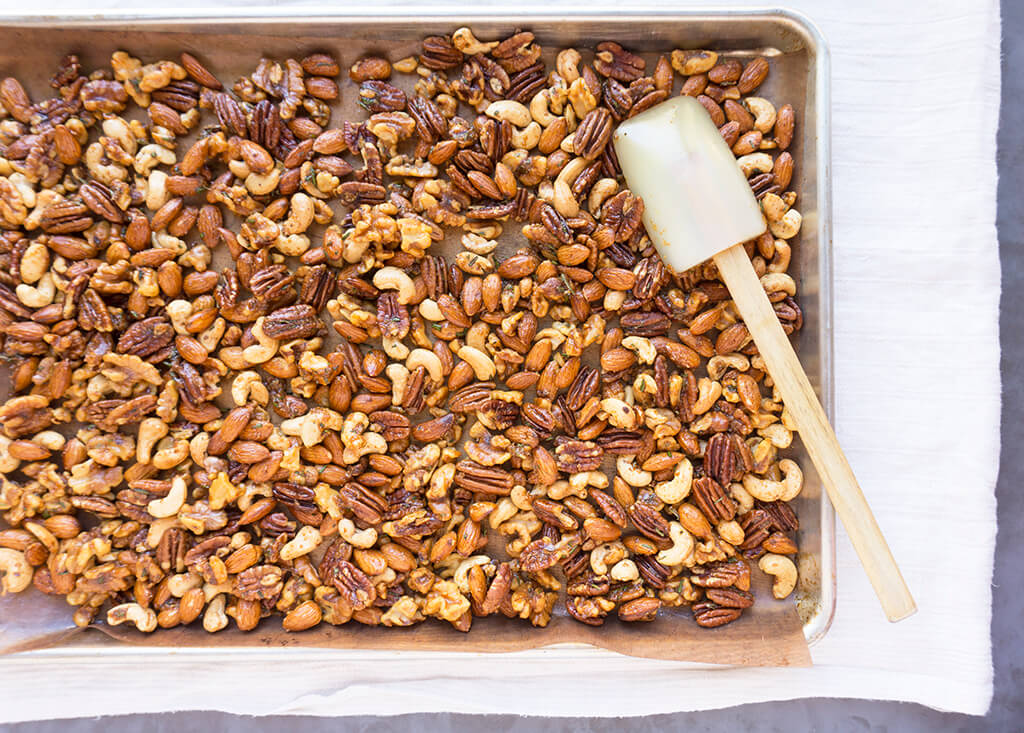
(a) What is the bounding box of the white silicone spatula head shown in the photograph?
[612,96,765,273]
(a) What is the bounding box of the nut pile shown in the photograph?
[0,29,805,635]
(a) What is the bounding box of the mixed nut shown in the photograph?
[0,28,805,635]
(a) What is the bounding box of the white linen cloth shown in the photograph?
[0,0,1001,720]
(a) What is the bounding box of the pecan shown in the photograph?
[635,554,671,588]
[705,587,754,608]
[738,509,773,552]
[619,311,670,336]
[690,559,751,591]
[554,439,604,473]
[272,482,324,526]
[79,181,124,223]
[594,42,645,82]
[213,93,248,137]
[691,476,737,523]
[235,565,284,602]
[454,460,513,495]
[358,80,407,114]
[368,410,411,442]
[758,499,799,532]
[573,108,613,161]
[420,35,463,70]
[704,433,741,486]
[565,595,608,626]
[449,382,495,413]
[263,303,321,339]
[298,264,337,312]
[339,482,387,525]
[692,600,742,628]
[627,502,670,541]
[618,597,660,622]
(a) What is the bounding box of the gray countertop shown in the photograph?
[3,3,1020,730]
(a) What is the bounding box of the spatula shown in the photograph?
[613,96,916,622]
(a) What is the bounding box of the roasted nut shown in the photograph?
[0,32,803,639]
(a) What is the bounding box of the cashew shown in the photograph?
[457,345,496,380]
[245,166,282,196]
[373,266,417,304]
[454,555,491,594]
[745,97,777,134]
[761,192,789,223]
[610,558,639,582]
[32,430,65,451]
[136,417,169,463]
[556,48,582,82]
[760,272,797,297]
[84,141,127,186]
[151,438,189,470]
[418,298,444,321]
[730,482,755,514]
[486,100,531,128]
[153,232,190,254]
[777,459,803,501]
[382,335,410,360]
[737,152,774,177]
[601,398,640,430]
[654,458,693,505]
[280,525,323,561]
[386,363,410,406]
[16,272,55,307]
[406,348,443,383]
[147,475,187,518]
[202,593,228,632]
[590,541,626,575]
[198,317,226,352]
[616,456,651,487]
[452,27,499,55]
[530,90,559,127]
[134,143,176,175]
[656,522,695,567]
[273,235,309,259]
[19,241,49,284]
[145,517,179,548]
[568,470,609,492]
[280,192,315,236]
[552,179,578,218]
[554,156,588,190]
[465,322,489,351]
[707,354,749,381]
[760,423,792,449]
[511,121,541,150]
[232,370,268,406]
[241,317,279,365]
[0,437,18,475]
[759,553,798,599]
[604,288,626,311]
[718,519,745,546]
[0,547,31,593]
[106,602,157,633]
[588,178,619,216]
[620,336,656,365]
[167,572,201,597]
[102,117,137,155]
[165,299,193,335]
[281,407,344,448]
[338,518,377,548]
[769,208,802,239]
[189,432,210,466]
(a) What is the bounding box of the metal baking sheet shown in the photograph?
[0,6,834,654]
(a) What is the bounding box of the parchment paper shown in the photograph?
[0,19,812,668]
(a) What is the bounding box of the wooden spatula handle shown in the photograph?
[713,244,916,622]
